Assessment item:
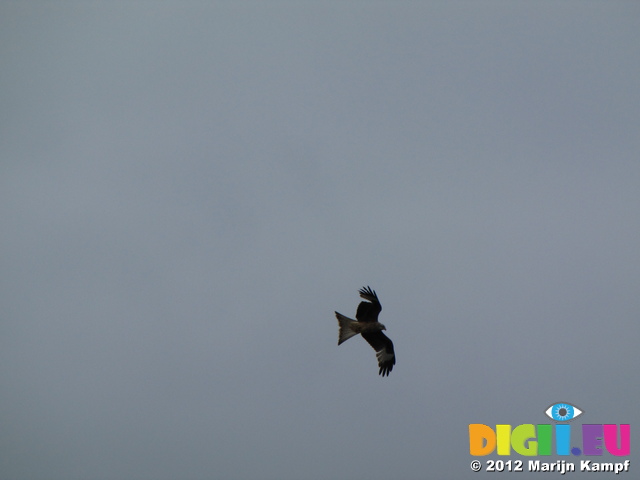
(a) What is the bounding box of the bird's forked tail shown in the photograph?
[335,312,359,345]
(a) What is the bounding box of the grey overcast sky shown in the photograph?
[1,2,639,479]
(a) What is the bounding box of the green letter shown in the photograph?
[512,424,537,455]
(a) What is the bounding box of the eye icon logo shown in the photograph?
[544,402,583,422]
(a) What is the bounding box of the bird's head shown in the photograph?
[380,323,387,331]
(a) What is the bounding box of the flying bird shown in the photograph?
[335,286,396,376]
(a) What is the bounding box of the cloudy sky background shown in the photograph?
[2,2,639,479]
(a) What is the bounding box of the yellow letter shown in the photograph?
[497,425,511,455]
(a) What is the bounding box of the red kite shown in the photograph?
[335,286,396,376]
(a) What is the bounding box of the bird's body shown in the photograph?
[336,313,385,344]
[335,286,396,376]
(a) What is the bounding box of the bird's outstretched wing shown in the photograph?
[361,331,396,377]
[356,286,381,323]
